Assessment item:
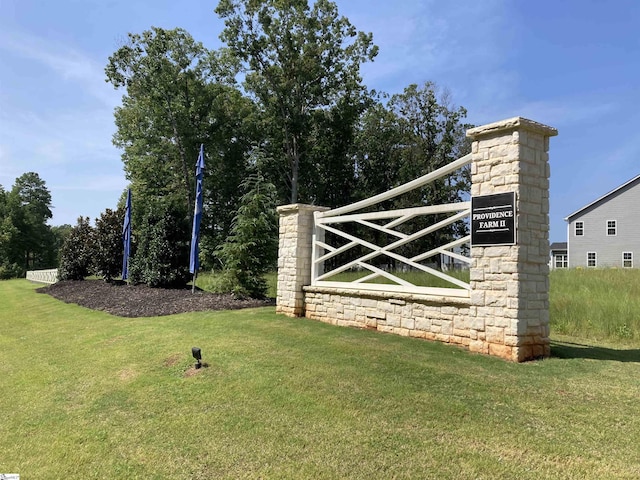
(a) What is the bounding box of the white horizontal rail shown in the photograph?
[313,281,470,298]
[320,153,471,218]
[317,202,470,225]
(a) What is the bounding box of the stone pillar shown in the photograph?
[467,117,558,362]
[276,204,329,317]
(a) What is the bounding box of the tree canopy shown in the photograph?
[0,172,57,277]
[97,3,473,293]
[216,0,378,204]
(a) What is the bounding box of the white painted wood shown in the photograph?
[320,153,471,218]
[313,281,470,298]
[311,153,472,295]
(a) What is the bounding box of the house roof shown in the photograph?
[550,242,567,252]
[564,173,640,221]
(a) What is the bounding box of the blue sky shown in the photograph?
[1,0,638,243]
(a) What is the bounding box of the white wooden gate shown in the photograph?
[311,154,472,297]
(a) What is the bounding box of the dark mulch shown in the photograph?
[37,280,275,318]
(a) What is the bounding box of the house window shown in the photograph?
[587,252,597,267]
[607,220,617,236]
[555,254,568,268]
[575,221,584,236]
[623,252,633,268]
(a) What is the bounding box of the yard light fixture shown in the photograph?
[192,347,202,369]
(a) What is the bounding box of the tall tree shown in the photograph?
[6,172,55,271]
[390,83,472,264]
[353,83,472,268]
[0,185,21,278]
[106,27,259,267]
[106,27,214,211]
[216,0,378,204]
[105,27,256,266]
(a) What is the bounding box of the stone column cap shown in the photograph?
[467,117,558,139]
[277,203,330,214]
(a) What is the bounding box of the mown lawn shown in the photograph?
[1,278,640,479]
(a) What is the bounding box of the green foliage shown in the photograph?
[106,27,259,267]
[349,83,472,269]
[94,208,124,282]
[214,169,278,298]
[2,172,56,272]
[50,224,73,263]
[58,217,95,281]
[129,198,190,288]
[216,0,378,204]
[0,261,22,280]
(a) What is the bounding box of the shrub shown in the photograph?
[94,208,125,282]
[128,198,190,288]
[0,262,23,280]
[58,217,95,281]
[214,173,278,298]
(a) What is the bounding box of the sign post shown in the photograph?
[471,192,517,246]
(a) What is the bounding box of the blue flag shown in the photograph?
[122,188,132,280]
[189,145,205,274]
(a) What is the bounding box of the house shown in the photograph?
[564,174,640,268]
[549,242,567,269]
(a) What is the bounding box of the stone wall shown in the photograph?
[304,286,471,345]
[276,117,557,362]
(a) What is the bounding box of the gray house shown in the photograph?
[564,174,640,268]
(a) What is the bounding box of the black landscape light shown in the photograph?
[192,347,202,369]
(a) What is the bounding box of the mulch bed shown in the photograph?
[37,280,275,318]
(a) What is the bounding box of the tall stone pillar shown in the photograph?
[467,117,558,361]
[276,204,328,317]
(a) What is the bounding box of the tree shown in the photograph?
[392,83,472,265]
[128,198,191,288]
[58,217,95,281]
[214,168,279,298]
[353,83,472,268]
[5,172,55,272]
[51,224,73,263]
[94,208,124,282]
[216,0,378,204]
[0,185,21,279]
[106,27,259,267]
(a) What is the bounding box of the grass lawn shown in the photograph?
[1,278,640,479]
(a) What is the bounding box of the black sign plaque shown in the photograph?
[471,192,516,246]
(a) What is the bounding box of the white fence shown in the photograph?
[311,153,472,298]
[277,116,557,362]
[26,269,58,284]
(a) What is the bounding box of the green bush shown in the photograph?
[129,198,190,288]
[94,208,124,282]
[214,172,278,298]
[0,262,23,280]
[58,217,95,281]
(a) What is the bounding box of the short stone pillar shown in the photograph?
[467,117,558,361]
[276,204,329,317]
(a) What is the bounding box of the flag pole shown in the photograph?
[189,144,205,293]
